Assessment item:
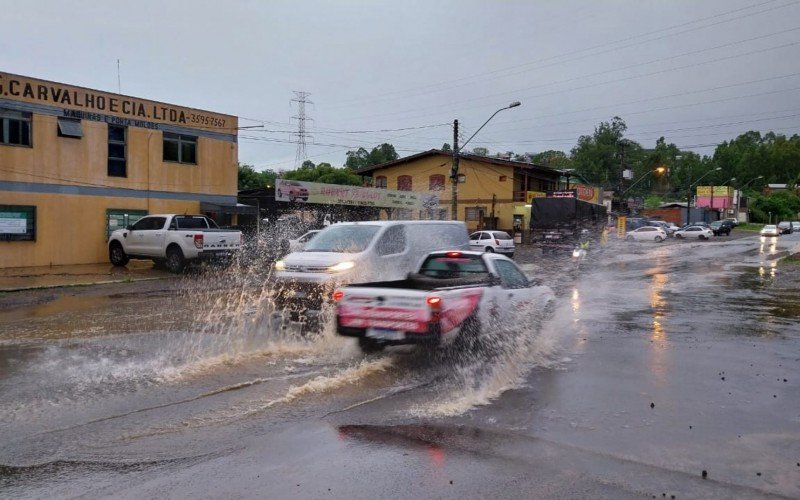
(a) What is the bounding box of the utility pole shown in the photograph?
[451,119,459,220]
[491,193,496,229]
[618,143,626,213]
[291,91,313,168]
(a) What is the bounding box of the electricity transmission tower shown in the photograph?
[291,91,313,168]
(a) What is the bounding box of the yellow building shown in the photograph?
[356,150,561,232]
[0,72,238,268]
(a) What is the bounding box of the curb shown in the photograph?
[0,275,173,294]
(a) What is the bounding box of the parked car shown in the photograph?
[287,230,320,253]
[468,230,515,258]
[626,226,667,242]
[792,221,800,232]
[674,225,714,240]
[777,221,794,234]
[108,214,242,273]
[646,220,675,236]
[709,220,733,236]
[760,225,780,237]
[723,217,739,226]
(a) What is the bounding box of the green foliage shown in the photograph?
[528,150,572,168]
[441,143,452,152]
[344,143,399,170]
[749,191,800,223]
[238,163,277,190]
[471,147,489,156]
[570,117,643,186]
[644,195,663,209]
[282,161,363,186]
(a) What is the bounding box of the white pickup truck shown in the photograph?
[334,250,553,353]
[108,214,242,273]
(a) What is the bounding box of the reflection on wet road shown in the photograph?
[1,232,799,498]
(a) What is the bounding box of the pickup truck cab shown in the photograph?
[108,214,242,273]
[334,250,553,353]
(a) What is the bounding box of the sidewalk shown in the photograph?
[0,261,174,292]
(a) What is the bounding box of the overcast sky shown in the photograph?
[3,0,799,171]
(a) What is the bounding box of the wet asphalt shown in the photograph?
[1,231,799,499]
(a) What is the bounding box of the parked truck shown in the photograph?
[334,250,553,353]
[108,214,242,273]
[529,191,607,251]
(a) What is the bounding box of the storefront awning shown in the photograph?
[200,202,258,215]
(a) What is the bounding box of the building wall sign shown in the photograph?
[696,186,733,209]
[275,179,438,209]
[0,72,233,130]
[526,191,547,203]
[574,183,600,204]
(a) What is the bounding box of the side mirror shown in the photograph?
[528,278,541,287]
[489,274,502,286]
[126,225,134,231]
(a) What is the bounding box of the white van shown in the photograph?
[273,220,469,317]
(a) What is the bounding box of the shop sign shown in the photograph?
[0,212,26,234]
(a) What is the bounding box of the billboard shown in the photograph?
[696,186,733,209]
[274,179,438,209]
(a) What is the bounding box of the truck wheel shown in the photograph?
[109,242,129,266]
[676,234,683,239]
[485,247,495,253]
[166,246,186,273]
[358,337,384,354]
[289,194,296,202]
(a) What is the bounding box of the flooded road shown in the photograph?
[1,233,799,498]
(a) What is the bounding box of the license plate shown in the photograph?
[545,235,559,239]
[366,328,404,340]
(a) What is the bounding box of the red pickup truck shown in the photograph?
[334,251,553,353]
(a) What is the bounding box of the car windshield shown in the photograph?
[302,225,380,253]
[763,225,777,230]
[491,231,512,240]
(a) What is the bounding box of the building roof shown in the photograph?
[354,149,561,178]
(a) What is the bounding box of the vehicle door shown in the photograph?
[492,258,533,311]
[468,232,483,250]
[374,225,409,281]
[140,216,168,256]
[126,217,154,255]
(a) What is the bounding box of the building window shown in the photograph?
[57,117,83,138]
[105,209,147,239]
[108,125,127,177]
[429,174,445,191]
[0,109,32,147]
[457,173,466,183]
[375,176,387,189]
[499,175,507,182]
[0,205,36,241]
[163,132,197,164]
[397,175,412,191]
[465,207,484,221]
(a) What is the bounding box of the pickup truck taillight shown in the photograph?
[193,234,204,249]
[426,295,442,322]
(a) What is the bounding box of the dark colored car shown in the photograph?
[777,221,793,234]
[709,220,734,236]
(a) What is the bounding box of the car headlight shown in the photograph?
[328,261,355,273]
[275,260,286,271]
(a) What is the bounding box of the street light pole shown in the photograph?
[620,166,666,199]
[735,175,763,222]
[686,167,721,224]
[450,101,521,220]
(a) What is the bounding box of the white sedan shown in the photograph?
[674,226,714,240]
[469,230,515,257]
[626,226,667,242]
[760,225,780,237]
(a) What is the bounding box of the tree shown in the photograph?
[750,190,800,223]
[344,143,399,170]
[282,162,362,186]
[471,147,489,156]
[238,163,277,190]
[529,150,572,169]
[441,143,452,152]
[570,117,642,187]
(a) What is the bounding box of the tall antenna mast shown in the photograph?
[291,91,313,168]
[117,59,121,94]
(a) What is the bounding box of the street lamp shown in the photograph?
[620,166,666,199]
[685,167,721,224]
[451,101,522,220]
[735,175,764,222]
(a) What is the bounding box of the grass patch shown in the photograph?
[779,253,800,267]
[737,223,763,232]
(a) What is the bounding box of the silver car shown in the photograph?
[674,225,714,240]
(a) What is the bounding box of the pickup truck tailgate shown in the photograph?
[337,289,431,333]
[201,231,240,250]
